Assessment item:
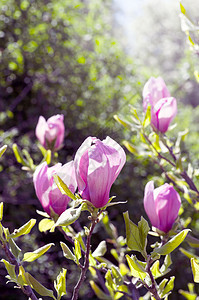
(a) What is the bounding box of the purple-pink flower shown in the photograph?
[144,181,181,233]
[74,136,126,208]
[150,97,177,133]
[143,77,170,111]
[35,115,65,151]
[33,161,77,216]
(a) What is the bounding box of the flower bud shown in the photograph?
[33,161,77,216]
[144,181,181,233]
[143,77,170,111]
[35,115,65,151]
[150,97,177,133]
[74,136,126,208]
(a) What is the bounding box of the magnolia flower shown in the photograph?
[74,136,126,208]
[151,97,177,133]
[143,77,170,111]
[35,115,65,151]
[144,181,181,233]
[33,161,77,216]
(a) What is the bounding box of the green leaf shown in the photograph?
[23,243,54,262]
[22,149,35,170]
[143,105,151,128]
[138,217,150,253]
[0,202,3,221]
[105,269,115,290]
[9,238,21,258]
[179,289,197,300]
[54,205,83,227]
[191,258,199,283]
[161,276,175,297]
[122,141,138,155]
[158,278,168,294]
[126,255,146,281]
[113,115,130,128]
[151,260,162,279]
[111,266,123,286]
[152,229,190,256]
[36,210,50,218]
[12,144,27,166]
[1,259,16,280]
[0,145,7,158]
[25,272,56,299]
[38,218,55,232]
[74,239,82,262]
[160,254,172,275]
[44,149,51,165]
[92,241,107,257]
[90,280,112,300]
[180,248,198,259]
[123,212,148,257]
[180,2,186,15]
[60,242,76,261]
[9,219,36,239]
[54,268,67,300]
[75,232,86,251]
[53,174,76,200]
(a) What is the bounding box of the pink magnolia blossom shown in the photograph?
[143,77,170,111]
[33,161,77,216]
[144,181,181,233]
[151,97,177,133]
[74,136,126,208]
[35,115,65,151]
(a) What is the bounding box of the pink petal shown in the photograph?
[144,181,159,228]
[35,116,48,147]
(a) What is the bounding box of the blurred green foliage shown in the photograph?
[0,0,199,299]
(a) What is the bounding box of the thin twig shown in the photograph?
[146,257,161,300]
[71,219,97,300]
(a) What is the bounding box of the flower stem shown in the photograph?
[71,218,97,300]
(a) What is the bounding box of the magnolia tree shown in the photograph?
[0,77,199,300]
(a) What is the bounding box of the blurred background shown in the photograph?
[0,0,199,298]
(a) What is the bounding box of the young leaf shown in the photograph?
[152,229,190,256]
[151,260,162,279]
[74,239,82,262]
[111,266,123,286]
[138,217,149,253]
[38,218,55,232]
[126,255,146,281]
[1,259,16,280]
[123,141,138,155]
[90,280,112,300]
[9,219,36,239]
[23,243,54,262]
[53,174,76,200]
[143,105,151,128]
[0,145,7,158]
[92,241,107,257]
[113,115,130,128]
[54,205,83,227]
[105,270,115,290]
[75,232,86,251]
[60,242,76,261]
[12,144,27,166]
[54,268,67,300]
[0,202,3,221]
[123,212,148,257]
[9,238,21,258]
[161,276,175,297]
[191,258,199,283]
[25,272,56,299]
